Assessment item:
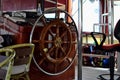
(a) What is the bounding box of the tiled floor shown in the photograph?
[82,66,109,80]
[81,66,120,80]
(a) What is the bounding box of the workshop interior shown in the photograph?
[0,0,120,80]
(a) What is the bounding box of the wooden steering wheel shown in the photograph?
[30,8,78,75]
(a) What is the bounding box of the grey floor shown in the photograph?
[75,66,120,80]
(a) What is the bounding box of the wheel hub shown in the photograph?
[54,37,62,47]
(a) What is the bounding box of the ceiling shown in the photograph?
[44,0,67,10]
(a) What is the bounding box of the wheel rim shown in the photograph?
[30,8,78,75]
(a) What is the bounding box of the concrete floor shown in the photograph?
[75,66,120,80]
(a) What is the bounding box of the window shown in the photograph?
[83,0,100,32]
[72,0,100,32]
[114,1,120,27]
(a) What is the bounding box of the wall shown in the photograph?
[2,0,37,11]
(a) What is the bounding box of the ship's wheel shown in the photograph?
[30,8,78,75]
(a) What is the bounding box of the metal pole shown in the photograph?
[110,0,114,44]
[0,0,2,16]
[78,0,83,80]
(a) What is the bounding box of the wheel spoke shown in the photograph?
[62,40,71,44]
[55,47,59,59]
[47,46,55,55]
[72,41,77,44]
[38,57,46,65]
[54,64,58,73]
[44,40,54,43]
[48,29,56,37]
[60,31,67,38]
[60,45,66,56]
[66,58,72,64]
[56,24,60,37]
[32,40,40,43]
[55,11,60,19]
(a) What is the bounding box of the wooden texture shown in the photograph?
[29,61,75,80]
